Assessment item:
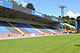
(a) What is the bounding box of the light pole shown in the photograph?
[59,5,66,32]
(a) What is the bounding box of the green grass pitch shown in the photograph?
[0,34,80,53]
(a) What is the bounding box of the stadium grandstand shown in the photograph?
[0,0,61,38]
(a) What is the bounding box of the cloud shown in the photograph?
[14,0,21,2]
[21,1,27,7]
[65,11,80,19]
[14,0,27,7]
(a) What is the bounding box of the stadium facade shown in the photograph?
[0,0,62,38]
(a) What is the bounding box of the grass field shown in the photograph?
[0,34,80,53]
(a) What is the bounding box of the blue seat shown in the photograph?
[0,23,11,34]
[45,26,58,32]
[17,23,40,33]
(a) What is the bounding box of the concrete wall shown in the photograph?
[0,17,49,26]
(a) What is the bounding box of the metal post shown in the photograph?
[59,5,66,32]
[61,7,64,32]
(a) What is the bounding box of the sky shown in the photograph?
[7,0,80,19]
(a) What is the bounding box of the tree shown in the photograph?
[77,16,80,20]
[26,3,35,10]
[70,17,75,20]
[63,24,67,28]
[63,24,76,31]
[51,16,59,19]
[8,0,10,2]
[9,0,18,5]
[70,28,76,31]
[64,16,70,20]
[19,4,23,7]
[58,16,62,20]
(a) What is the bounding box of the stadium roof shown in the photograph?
[0,0,61,24]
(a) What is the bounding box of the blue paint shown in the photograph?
[32,10,44,18]
[0,23,11,34]
[75,20,78,30]
[39,25,51,32]
[45,26,58,32]
[52,17,58,22]
[58,20,62,22]
[0,0,13,9]
[17,23,40,33]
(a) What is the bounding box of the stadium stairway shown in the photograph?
[0,22,11,34]
[10,22,30,34]
[8,22,24,35]
[45,26,59,32]
[17,23,40,33]
[41,26,56,33]
[27,24,44,34]
[30,24,51,33]
[9,22,45,34]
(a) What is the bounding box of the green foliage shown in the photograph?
[9,0,18,5]
[8,0,9,2]
[51,16,61,20]
[26,3,35,10]
[64,20,75,26]
[64,16,70,20]
[70,27,76,31]
[77,16,80,20]
[64,16,75,26]
[66,25,70,30]
[58,16,62,20]
[63,24,76,31]
[19,4,23,7]
[70,17,75,20]
[63,24,67,28]
[51,15,75,26]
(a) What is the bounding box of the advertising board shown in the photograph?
[32,10,44,18]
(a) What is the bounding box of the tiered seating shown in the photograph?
[0,21,59,35]
[10,22,30,34]
[45,26,59,32]
[0,22,11,34]
[0,21,21,34]
[30,24,51,33]
[15,23,40,33]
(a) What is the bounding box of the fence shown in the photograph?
[0,32,59,40]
